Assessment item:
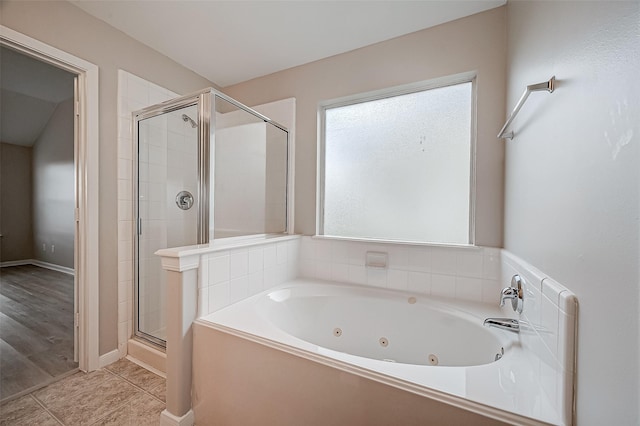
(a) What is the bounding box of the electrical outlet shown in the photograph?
[51,245,55,253]
[42,243,46,251]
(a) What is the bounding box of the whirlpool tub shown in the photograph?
[192,279,560,425]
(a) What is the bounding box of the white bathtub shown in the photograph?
[257,283,509,367]
[194,279,561,425]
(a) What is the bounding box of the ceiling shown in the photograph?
[71,0,506,87]
[0,46,75,147]
[1,1,506,147]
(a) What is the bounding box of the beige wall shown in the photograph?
[32,98,75,268]
[504,2,639,424]
[224,7,507,247]
[0,0,214,355]
[0,142,33,262]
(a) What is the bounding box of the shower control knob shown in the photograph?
[175,191,194,210]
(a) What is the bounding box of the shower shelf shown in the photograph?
[498,76,555,140]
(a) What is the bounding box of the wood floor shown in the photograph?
[0,265,77,401]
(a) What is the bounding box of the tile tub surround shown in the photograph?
[158,235,577,425]
[0,358,165,425]
[299,236,502,304]
[155,234,300,424]
[193,236,301,317]
[501,250,578,426]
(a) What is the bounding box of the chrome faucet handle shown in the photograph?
[499,287,518,307]
[500,275,525,314]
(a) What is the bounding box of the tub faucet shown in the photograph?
[483,318,520,333]
[500,274,525,314]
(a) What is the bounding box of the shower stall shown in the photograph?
[133,89,290,347]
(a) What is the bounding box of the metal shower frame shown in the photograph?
[131,87,291,347]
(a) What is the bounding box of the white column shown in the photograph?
[157,251,199,426]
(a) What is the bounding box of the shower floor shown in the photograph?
[0,265,78,401]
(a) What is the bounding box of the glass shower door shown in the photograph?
[136,104,199,345]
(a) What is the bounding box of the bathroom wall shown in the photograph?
[0,142,33,262]
[0,0,215,356]
[32,98,75,268]
[504,2,640,424]
[223,6,507,248]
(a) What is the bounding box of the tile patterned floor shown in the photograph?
[0,358,165,425]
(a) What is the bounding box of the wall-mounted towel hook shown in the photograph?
[498,76,555,140]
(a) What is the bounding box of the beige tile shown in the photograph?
[32,370,113,406]
[90,391,164,426]
[0,395,59,426]
[105,359,164,392]
[42,374,139,425]
[148,381,166,403]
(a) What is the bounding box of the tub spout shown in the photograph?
[483,318,519,333]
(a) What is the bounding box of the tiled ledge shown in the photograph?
[156,234,301,317]
[501,249,578,426]
[298,236,502,305]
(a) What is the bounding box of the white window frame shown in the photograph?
[316,71,477,246]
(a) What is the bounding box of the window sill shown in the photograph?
[311,235,483,251]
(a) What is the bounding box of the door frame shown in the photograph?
[0,25,100,371]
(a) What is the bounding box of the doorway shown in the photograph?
[0,45,77,401]
[0,26,100,400]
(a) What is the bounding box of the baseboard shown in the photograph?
[127,338,166,375]
[99,348,121,368]
[31,260,75,276]
[160,409,194,426]
[0,259,32,268]
[126,355,166,378]
[0,259,75,276]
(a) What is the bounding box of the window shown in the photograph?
[318,76,475,245]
